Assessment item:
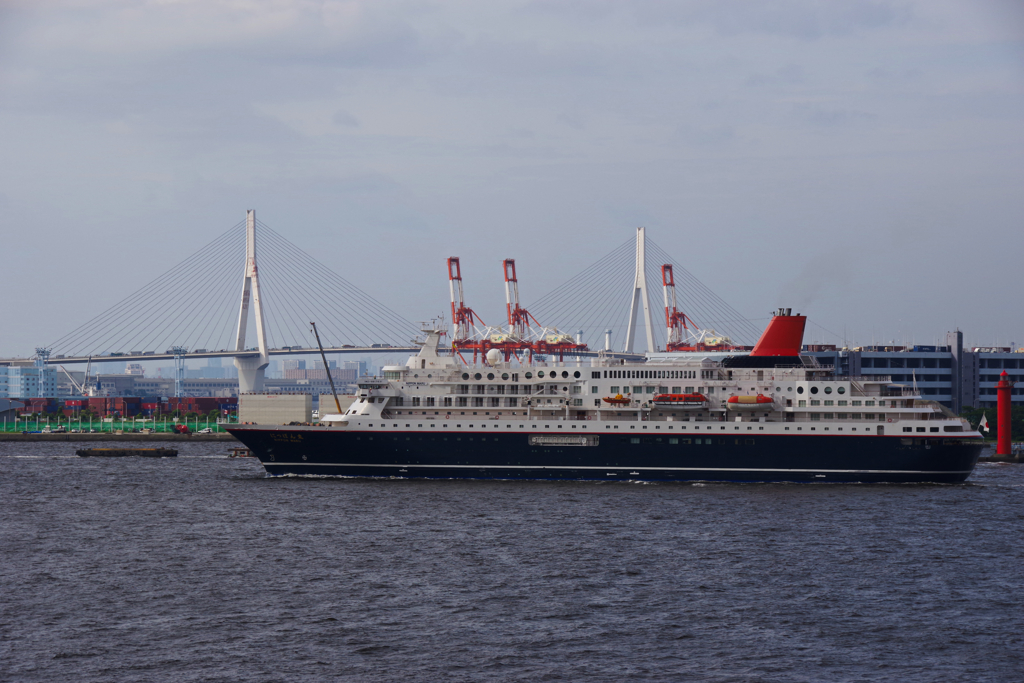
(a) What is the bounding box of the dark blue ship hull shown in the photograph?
[226,426,982,484]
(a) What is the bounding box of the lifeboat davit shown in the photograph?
[726,394,774,410]
[602,394,631,406]
[651,393,708,408]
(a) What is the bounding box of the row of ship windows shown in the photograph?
[601,370,700,379]
[390,397,527,407]
[387,397,907,410]
[445,385,866,399]
[798,386,845,395]
[460,370,581,381]
[348,434,952,447]
[354,424,964,437]
[453,385,550,395]
[809,413,884,421]
[799,399,890,407]
[456,369,701,381]
[355,421,908,432]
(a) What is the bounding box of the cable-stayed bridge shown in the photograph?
[20,211,421,392]
[526,227,763,353]
[4,212,763,393]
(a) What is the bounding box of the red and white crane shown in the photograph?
[661,264,741,352]
[447,257,484,346]
[502,258,585,362]
[503,259,540,340]
[444,256,588,364]
[662,264,696,351]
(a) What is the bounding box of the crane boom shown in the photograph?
[59,365,86,395]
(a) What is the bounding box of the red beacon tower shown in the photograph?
[996,370,1014,456]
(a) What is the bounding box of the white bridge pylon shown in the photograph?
[624,226,656,353]
[234,209,270,392]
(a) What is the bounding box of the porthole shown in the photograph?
[797,386,804,394]
[562,371,569,379]
[538,371,545,378]
[573,371,581,378]
[427,374,432,378]
[501,373,509,380]
[487,373,495,380]
[525,372,533,379]
[474,373,482,380]
[787,387,793,391]
[810,386,819,394]
[837,386,846,394]
[462,373,469,380]
[413,374,418,378]
[776,387,782,392]
[824,386,833,394]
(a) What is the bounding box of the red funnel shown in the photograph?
[750,312,806,357]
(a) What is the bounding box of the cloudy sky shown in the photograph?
[1,0,1022,357]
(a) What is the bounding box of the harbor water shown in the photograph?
[2,442,1022,682]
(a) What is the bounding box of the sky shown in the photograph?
[1,0,1022,358]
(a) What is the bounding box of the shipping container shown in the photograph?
[317,394,356,416]
[239,394,312,424]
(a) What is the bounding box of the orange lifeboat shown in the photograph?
[602,394,631,406]
[652,393,708,408]
[726,394,774,410]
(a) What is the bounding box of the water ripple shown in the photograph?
[1,441,1022,682]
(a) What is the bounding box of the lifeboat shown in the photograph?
[651,393,708,408]
[726,394,774,410]
[602,394,631,406]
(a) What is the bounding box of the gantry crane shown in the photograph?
[661,264,741,352]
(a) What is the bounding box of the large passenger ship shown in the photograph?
[227,310,983,483]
